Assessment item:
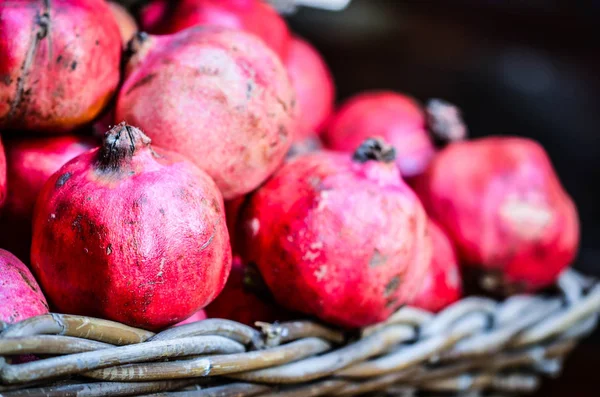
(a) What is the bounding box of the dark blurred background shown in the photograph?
[286,1,599,395]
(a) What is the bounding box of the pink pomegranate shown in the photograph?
[205,257,288,326]
[414,137,579,293]
[0,137,6,208]
[175,310,208,326]
[322,92,467,178]
[139,0,291,58]
[108,1,138,46]
[0,135,96,262]
[31,124,232,330]
[0,249,49,325]
[116,28,296,199]
[239,138,431,328]
[285,37,335,140]
[0,0,121,133]
[409,220,462,312]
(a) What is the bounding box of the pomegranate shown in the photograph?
[409,220,462,312]
[0,135,96,262]
[285,37,335,141]
[414,137,579,293]
[30,123,232,330]
[108,1,138,46]
[0,249,49,325]
[204,257,288,326]
[322,92,467,178]
[116,28,295,199]
[139,0,291,58]
[0,137,6,208]
[0,0,121,133]
[239,138,431,328]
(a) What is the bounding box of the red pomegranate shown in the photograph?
[0,0,121,133]
[139,0,290,58]
[409,220,462,312]
[285,37,335,141]
[0,135,96,262]
[108,1,138,46]
[116,28,296,199]
[239,138,431,328]
[30,124,232,330]
[414,137,579,293]
[205,257,288,326]
[322,92,467,178]
[0,137,6,208]
[0,249,49,325]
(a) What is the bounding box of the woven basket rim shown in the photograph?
[1,269,599,397]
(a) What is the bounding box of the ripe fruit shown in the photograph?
[116,28,295,199]
[108,1,138,46]
[31,124,232,330]
[0,249,49,325]
[0,0,121,133]
[322,92,467,178]
[239,138,431,328]
[139,0,291,58]
[285,37,335,140]
[204,257,286,326]
[414,137,579,293]
[409,221,462,312]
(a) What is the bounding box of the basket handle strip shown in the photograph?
[0,314,154,345]
[0,336,113,356]
[0,336,244,385]
[83,338,331,381]
[230,325,416,384]
[0,380,198,397]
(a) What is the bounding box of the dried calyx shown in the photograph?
[352,138,396,164]
[97,123,151,172]
[426,98,468,147]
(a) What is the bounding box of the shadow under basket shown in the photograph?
[1,270,599,397]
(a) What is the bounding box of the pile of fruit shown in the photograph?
[1,0,580,337]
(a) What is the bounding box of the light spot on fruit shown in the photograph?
[50,213,56,219]
[500,196,553,240]
[446,267,460,287]
[303,250,321,262]
[316,191,330,211]
[303,241,323,262]
[314,265,327,281]
[157,258,165,278]
[287,235,294,242]
[84,248,89,254]
[249,218,260,236]
[310,241,323,250]
[106,244,113,255]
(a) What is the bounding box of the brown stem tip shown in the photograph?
[426,99,468,146]
[353,138,396,164]
[97,122,151,172]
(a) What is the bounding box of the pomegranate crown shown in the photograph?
[352,138,396,164]
[425,98,468,146]
[97,123,151,172]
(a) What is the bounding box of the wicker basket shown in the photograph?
[1,269,599,397]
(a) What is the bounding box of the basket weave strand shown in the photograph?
[1,270,599,397]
